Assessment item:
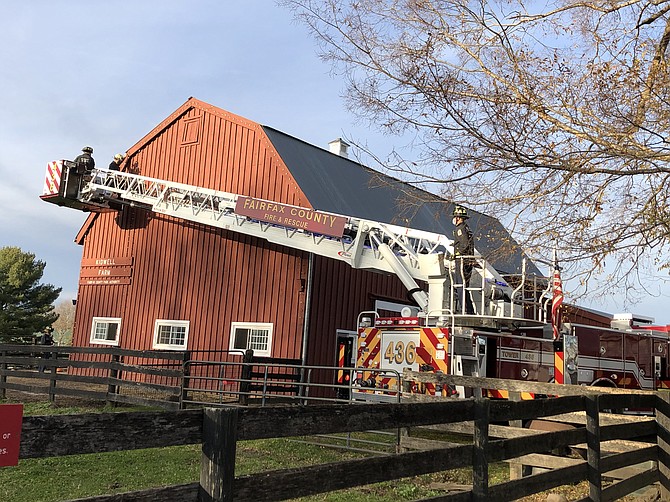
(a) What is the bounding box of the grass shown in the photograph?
[0,399,587,502]
[0,446,201,501]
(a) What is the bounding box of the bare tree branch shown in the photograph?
[283,0,670,301]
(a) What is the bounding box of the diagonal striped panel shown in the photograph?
[554,351,564,385]
[337,343,346,383]
[43,160,62,195]
[419,327,449,373]
[486,389,535,400]
[358,328,381,369]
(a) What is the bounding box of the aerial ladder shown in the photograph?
[42,159,557,399]
[41,159,550,328]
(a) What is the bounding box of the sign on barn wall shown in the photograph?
[0,404,23,467]
[80,267,132,278]
[80,257,133,286]
[80,277,132,286]
[81,257,133,267]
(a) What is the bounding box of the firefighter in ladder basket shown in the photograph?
[74,146,95,175]
[72,146,96,196]
[452,204,475,315]
[108,153,125,171]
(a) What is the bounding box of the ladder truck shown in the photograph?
[42,159,617,400]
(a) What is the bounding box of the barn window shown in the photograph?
[229,322,273,357]
[153,320,189,350]
[90,317,121,346]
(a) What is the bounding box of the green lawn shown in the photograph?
[0,400,509,502]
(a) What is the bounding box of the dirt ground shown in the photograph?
[4,388,106,408]
[517,483,660,502]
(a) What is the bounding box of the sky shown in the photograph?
[1,1,667,322]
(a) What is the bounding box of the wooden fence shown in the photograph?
[16,391,670,501]
[0,344,187,409]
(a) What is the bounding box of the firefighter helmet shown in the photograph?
[82,146,93,154]
[452,205,469,219]
[114,153,125,161]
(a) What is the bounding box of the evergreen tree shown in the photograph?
[0,247,61,343]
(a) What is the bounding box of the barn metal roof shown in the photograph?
[262,125,541,276]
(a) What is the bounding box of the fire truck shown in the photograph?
[41,160,669,400]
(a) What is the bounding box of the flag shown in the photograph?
[551,266,564,340]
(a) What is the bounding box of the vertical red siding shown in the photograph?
[75,213,309,357]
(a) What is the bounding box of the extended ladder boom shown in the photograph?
[41,160,536,319]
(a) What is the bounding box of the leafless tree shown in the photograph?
[284,0,670,301]
[52,299,75,345]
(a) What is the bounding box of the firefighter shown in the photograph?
[74,146,95,175]
[38,326,54,372]
[452,204,475,315]
[108,153,125,171]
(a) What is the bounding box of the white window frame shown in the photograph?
[153,319,190,350]
[90,317,122,346]
[229,322,273,357]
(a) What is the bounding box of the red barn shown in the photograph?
[69,97,535,383]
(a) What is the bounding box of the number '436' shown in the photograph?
[384,341,416,365]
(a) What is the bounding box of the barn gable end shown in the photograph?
[73,98,328,360]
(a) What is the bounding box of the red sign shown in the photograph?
[80,267,132,278]
[0,404,23,467]
[81,257,133,267]
[80,277,132,286]
[235,196,347,238]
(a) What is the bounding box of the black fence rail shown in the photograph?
[16,393,670,501]
[0,346,349,409]
[0,345,187,409]
[181,353,379,406]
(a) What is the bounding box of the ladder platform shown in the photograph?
[39,193,115,213]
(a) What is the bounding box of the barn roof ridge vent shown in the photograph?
[328,138,350,158]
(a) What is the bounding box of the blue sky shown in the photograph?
[1,1,666,321]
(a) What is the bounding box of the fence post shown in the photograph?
[657,392,670,499]
[180,350,191,409]
[107,353,120,405]
[239,349,253,405]
[199,407,238,502]
[508,390,525,479]
[473,397,490,501]
[47,347,57,403]
[585,394,602,502]
[0,349,6,400]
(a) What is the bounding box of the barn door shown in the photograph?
[336,330,357,399]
